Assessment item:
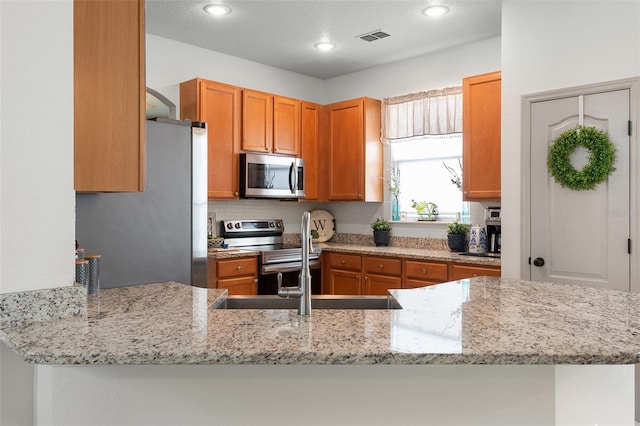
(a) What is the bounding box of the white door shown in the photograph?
[530,89,630,291]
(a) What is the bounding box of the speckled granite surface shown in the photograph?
[209,234,501,268]
[1,277,639,365]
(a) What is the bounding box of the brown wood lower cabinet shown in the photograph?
[325,253,361,294]
[323,251,500,294]
[208,256,258,295]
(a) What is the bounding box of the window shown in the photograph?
[390,135,468,222]
[383,85,468,223]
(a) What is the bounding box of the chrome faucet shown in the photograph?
[277,211,313,315]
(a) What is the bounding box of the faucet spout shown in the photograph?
[276,211,313,315]
[299,211,312,316]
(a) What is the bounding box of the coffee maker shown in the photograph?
[485,207,501,255]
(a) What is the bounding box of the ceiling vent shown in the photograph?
[357,29,390,42]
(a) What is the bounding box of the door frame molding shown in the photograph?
[521,77,640,290]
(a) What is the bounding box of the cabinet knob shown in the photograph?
[378,264,384,269]
[358,193,362,199]
[254,278,258,283]
[341,260,346,265]
[236,265,242,270]
[422,268,427,274]
[363,276,368,281]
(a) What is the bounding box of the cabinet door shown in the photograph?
[74,0,145,192]
[404,279,440,289]
[328,98,382,201]
[273,96,300,156]
[328,269,361,295]
[462,71,501,201]
[242,90,273,152]
[329,99,365,200]
[200,81,241,199]
[449,264,501,280]
[218,276,258,295]
[301,102,319,200]
[362,274,402,295]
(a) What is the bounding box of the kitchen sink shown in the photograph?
[211,295,402,310]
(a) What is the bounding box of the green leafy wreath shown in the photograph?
[547,125,616,191]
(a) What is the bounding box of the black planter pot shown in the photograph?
[447,233,466,252]
[373,230,391,247]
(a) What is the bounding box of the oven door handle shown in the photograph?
[261,259,321,275]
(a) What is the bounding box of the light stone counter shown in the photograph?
[1,277,638,365]
[317,242,501,267]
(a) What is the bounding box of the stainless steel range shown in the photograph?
[221,219,322,294]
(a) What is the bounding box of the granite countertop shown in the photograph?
[209,242,501,267]
[317,243,501,267]
[1,277,639,365]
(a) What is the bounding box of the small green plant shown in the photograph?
[411,200,438,220]
[370,217,392,232]
[447,221,470,234]
[311,229,319,239]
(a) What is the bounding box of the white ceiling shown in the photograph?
[146,1,502,80]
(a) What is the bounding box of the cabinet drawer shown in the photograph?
[363,256,401,276]
[404,260,448,281]
[327,253,361,271]
[449,264,501,280]
[216,257,257,278]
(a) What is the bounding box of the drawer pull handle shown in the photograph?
[236,266,242,270]
[378,264,384,269]
[422,268,427,274]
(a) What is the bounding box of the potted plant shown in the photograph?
[371,217,392,246]
[447,221,470,252]
[411,200,438,221]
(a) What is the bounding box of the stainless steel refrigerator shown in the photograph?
[76,118,208,288]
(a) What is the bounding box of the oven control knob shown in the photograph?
[269,222,275,228]
[234,223,241,229]
[226,223,233,230]
[276,222,282,228]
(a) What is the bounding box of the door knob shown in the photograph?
[533,257,545,267]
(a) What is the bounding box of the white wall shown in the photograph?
[146,34,327,114]
[324,36,501,103]
[0,0,74,294]
[501,0,640,278]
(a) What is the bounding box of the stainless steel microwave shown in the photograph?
[239,153,305,199]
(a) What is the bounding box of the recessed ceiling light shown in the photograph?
[314,41,337,51]
[422,5,449,17]
[203,3,231,16]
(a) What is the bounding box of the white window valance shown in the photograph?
[382,86,462,141]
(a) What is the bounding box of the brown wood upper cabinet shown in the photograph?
[462,71,501,201]
[74,0,145,192]
[242,91,301,156]
[242,90,274,153]
[273,96,301,156]
[328,97,383,202]
[301,101,320,200]
[180,78,241,199]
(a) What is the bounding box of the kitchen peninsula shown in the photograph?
[0,277,637,425]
